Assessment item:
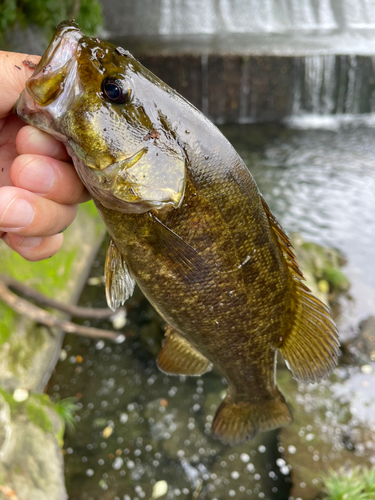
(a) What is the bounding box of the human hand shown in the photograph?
[0,50,90,261]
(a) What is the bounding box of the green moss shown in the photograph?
[0,387,67,436]
[27,400,53,433]
[323,267,350,292]
[0,387,17,413]
[8,324,45,375]
[290,233,349,297]
[13,464,23,475]
[0,307,16,345]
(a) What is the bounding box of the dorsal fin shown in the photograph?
[261,196,340,383]
[105,238,135,311]
[261,196,304,279]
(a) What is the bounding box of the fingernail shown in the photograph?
[17,236,42,248]
[0,197,34,230]
[18,158,56,194]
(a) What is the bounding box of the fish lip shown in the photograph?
[16,21,83,135]
[29,21,83,81]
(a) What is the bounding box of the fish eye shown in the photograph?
[101,77,130,104]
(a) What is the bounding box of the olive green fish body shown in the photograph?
[16,21,339,445]
[95,143,295,442]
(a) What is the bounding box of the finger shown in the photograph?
[0,142,17,187]
[3,232,63,261]
[16,126,71,162]
[0,116,26,187]
[0,114,26,147]
[0,51,40,118]
[10,153,90,204]
[0,186,78,236]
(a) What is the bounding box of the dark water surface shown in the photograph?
[48,120,375,500]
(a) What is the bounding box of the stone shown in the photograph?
[0,393,67,500]
[344,316,375,365]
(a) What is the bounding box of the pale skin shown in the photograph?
[0,51,89,261]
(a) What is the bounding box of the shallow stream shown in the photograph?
[47,119,375,500]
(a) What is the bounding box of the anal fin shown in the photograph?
[157,326,213,376]
[105,238,135,311]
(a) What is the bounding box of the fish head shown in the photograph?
[16,21,186,213]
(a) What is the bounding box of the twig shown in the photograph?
[71,0,81,19]
[0,280,127,341]
[192,480,203,499]
[0,485,19,500]
[0,274,122,319]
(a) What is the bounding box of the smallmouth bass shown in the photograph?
[16,21,339,445]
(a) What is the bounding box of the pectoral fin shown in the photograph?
[151,214,209,284]
[105,238,135,311]
[157,326,213,376]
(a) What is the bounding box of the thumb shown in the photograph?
[0,51,40,119]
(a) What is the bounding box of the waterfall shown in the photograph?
[156,0,367,35]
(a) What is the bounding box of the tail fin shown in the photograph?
[260,196,340,384]
[212,390,292,446]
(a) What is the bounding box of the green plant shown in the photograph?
[0,0,102,41]
[52,397,78,432]
[322,467,375,500]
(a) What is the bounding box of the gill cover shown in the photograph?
[111,132,186,209]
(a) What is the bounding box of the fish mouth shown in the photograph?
[16,21,83,139]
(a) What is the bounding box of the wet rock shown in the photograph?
[343,316,375,365]
[0,393,67,500]
[290,233,349,307]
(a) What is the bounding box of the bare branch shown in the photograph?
[0,485,19,500]
[0,274,123,319]
[71,0,81,19]
[0,278,128,341]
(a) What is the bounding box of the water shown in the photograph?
[47,120,375,499]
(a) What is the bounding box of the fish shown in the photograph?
[16,21,339,446]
